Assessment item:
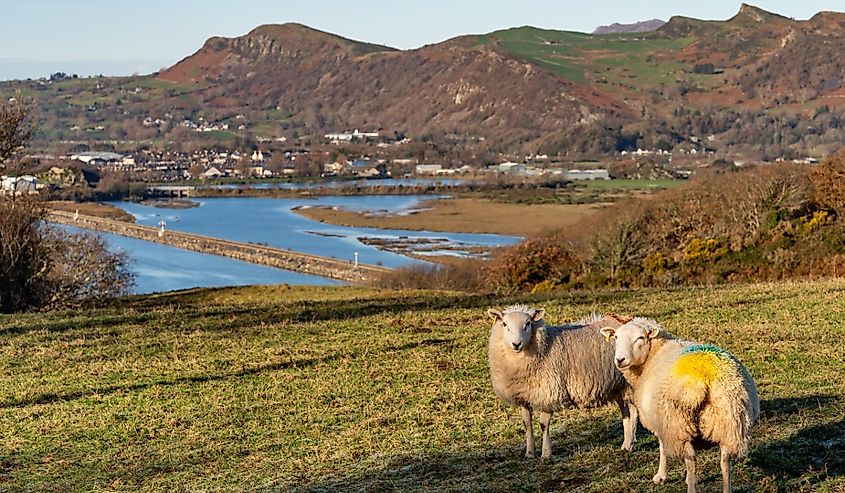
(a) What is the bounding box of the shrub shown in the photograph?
[810,150,845,217]
[372,260,484,291]
[684,238,729,264]
[486,232,582,293]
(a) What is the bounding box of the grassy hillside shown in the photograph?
[474,26,693,86]
[0,281,843,492]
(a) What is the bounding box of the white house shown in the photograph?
[497,162,526,174]
[70,151,124,164]
[325,129,380,143]
[415,164,442,175]
[1,175,39,195]
[564,169,610,180]
[323,162,345,175]
[201,167,224,179]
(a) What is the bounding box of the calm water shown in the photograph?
[75,195,519,294]
[112,196,520,268]
[197,178,469,190]
[61,226,340,294]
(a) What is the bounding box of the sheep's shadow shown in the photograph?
[751,419,845,479]
[759,394,839,419]
[751,394,844,481]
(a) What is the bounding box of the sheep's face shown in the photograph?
[600,321,661,370]
[487,308,545,353]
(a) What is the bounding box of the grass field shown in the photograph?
[1,280,844,492]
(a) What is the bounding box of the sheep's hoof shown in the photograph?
[652,473,667,484]
[621,442,634,452]
[525,451,535,459]
[541,452,552,459]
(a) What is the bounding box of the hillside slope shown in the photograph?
[151,5,845,153]
[0,281,843,491]
[158,23,619,148]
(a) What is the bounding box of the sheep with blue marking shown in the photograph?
[600,317,760,493]
[487,305,638,459]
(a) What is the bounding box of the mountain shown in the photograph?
[7,6,845,158]
[157,23,626,149]
[150,5,845,155]
[592,19,666,35]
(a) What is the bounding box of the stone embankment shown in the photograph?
[48,210,391,284]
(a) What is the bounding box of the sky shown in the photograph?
[1,0,841,80]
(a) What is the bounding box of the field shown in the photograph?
[1,279,843,492]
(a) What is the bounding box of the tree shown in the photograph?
[0,98,134,312]
[0,97,33,176]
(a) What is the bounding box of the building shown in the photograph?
[1,175,39,195]
[201,167,224,179]
[323,162,345,175]
[415,164,442,175]
[349,159,382,177]
[564,169,611,180]
[497,162,526,174]
[70,151,124,164]
[324,129,381,143]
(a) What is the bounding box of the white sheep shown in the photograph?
[600,318,760,493]
[487,304,637,459]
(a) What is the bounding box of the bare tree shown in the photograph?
[0,96,34,176]
[0,98,134,312]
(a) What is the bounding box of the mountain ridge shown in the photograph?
[592,19,666,35]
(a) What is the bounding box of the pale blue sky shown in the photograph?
[0,0,841,80]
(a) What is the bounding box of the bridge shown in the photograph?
[48,210,391,284]
[146,186,195,198]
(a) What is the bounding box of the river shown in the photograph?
[93,195,519,294]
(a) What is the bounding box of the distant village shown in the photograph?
[5,125,820,196]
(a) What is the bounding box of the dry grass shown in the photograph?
[294,197,605,236]
[49,201,135,222]
[0,280,843,491]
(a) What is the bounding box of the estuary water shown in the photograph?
[196,178,469,190]
[89,195,519,294]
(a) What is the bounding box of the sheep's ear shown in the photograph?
[531,309,545,322]
[646,327,661,340]
[600,327,616,342]
[487,309,503,321]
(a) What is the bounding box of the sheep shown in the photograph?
[487,304,638,459]
[600,318,760,493]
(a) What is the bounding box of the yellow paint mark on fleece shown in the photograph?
[672,352,721,387]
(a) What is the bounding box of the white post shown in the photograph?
[73,209,79,221]
[354,251,359,267]
[158,219,166,238]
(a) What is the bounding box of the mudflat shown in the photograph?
[294,197,604,236]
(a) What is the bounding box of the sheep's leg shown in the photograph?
[683,442,698,493]
[618,397,637,451]
[539,411,553,459]
[720,447,732,493]
[652,439,668,484]
[520,406,535,458]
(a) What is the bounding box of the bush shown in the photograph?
[373,260,484,291]
[486,233,582,293]
[810,150,845,217]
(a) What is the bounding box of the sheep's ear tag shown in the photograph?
[603,333,611,342]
